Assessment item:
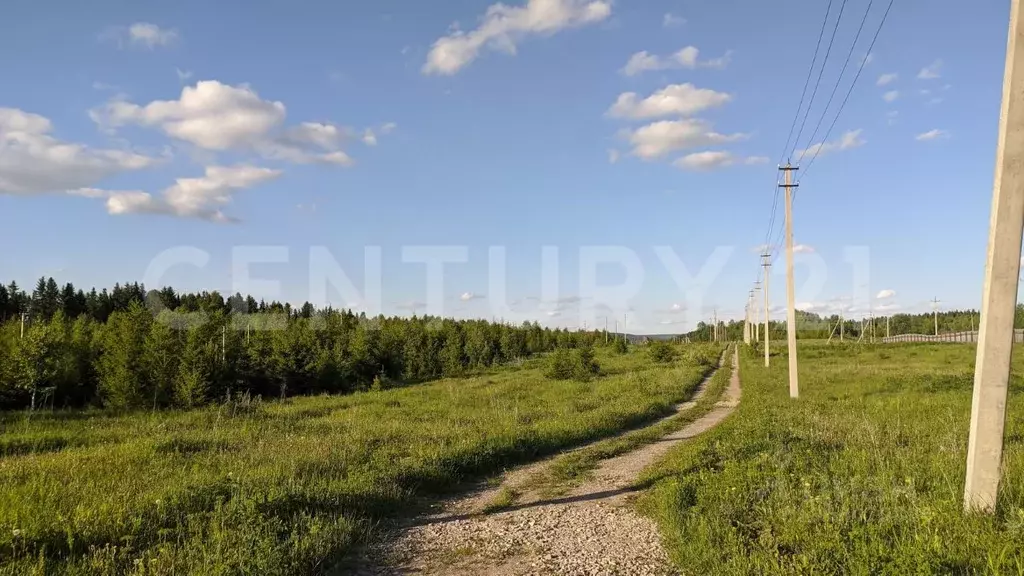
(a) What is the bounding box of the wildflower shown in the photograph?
[12,529,21,537]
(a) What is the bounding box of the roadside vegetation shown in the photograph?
[491,344,731,504]
[1,342,708,574]
[638,342,1024,574]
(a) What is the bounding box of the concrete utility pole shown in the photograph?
[754,282,761,342]
[965,0,1024,514]
[744,291,754,345]
[886,315,891,339]
[931,297,941,336]
[840,309,845,342]
[20,313,26,339]
[780,164,800,398]
[713,309,718,342]
[762,253,771,367]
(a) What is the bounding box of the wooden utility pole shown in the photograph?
[762,253,771,367]
[965,0,1024,514]
[932,297,941,336]
[840,309,844,342]
[780,164,800,398]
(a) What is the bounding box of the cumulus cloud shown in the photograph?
[90,81,360,164]
[876,289,896,299]
[673,150,768,171]
[795,129,865,160]
[79,165,281,223]
[460,292,485,301]
[918,59,943,80]
[876,73,898,86]
[621,46,732,76]
[662,13,686,27]
[626,118,748,160]
[882,90,899,102]
[608,84,733,120]
[102,22,178,48]
[915,129,949,141]
[129,23,178,47]
[423,0,611,75]
[792,244,815,254]
[0,107,156,195]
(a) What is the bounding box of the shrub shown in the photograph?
[648,341,677,363]
[611,338,629,354]
[546,347,601,381]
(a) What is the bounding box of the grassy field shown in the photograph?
[485,346,734,507]
[0,343,720,575]
[639,342,1024,575]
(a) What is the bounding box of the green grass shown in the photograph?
[0,344,719,575]
[638,342,1024,575]
[489,347,734,505]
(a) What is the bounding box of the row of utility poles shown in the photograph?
[739,0,1022,515]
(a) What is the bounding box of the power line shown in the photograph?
[800,0,896,180]
[788,0,850,161]
[797,0,878,166]
[756,0,846,287]
[778,0,836,165]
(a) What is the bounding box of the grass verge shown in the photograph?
[0,344,721,575]
[485,346,735,507]
[637,342,1024,574]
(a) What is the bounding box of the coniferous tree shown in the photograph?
[96,302,152,408]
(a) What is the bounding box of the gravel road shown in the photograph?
[352,348,741,576]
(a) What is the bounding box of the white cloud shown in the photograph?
[621,46,732,76]
[876,289,896,299]
[627,119,748,160]
[380,122,398,134]
[795,129,865,160]
[918,59,943,80]
[607,149,620,163]
[915,129,949,141]
[669,303,684,312]
[100,23,177,48]
[882,90,899,102]
[422,0,611,75]
[91,81,357,164]
[673,150,768,171]
[460,292,484,301]
[662,13,686,27]
[362,129,378,146]
[130,22,178,47]
[876,303,901,312]
[876,73,898,86]
[0,107,156,195]
[84,165,281,223]
[175,68,193,81]
[607,83,733,119]
[792,244,815,254]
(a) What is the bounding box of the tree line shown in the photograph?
[686,306,1024,341]
[0,277,608,411]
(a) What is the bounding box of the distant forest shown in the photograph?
[0,277,608,412]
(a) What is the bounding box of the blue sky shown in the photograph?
[0,0,1013,333]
